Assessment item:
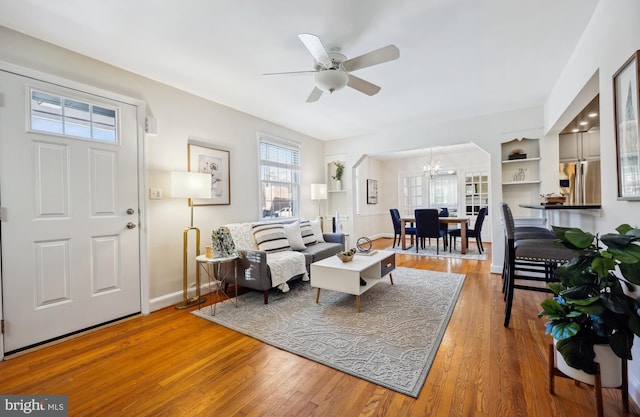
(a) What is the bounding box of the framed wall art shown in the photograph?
[613,50,640,200]
[366,179,378,204]
[188,143,230,205]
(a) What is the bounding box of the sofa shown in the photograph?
[221,219,345,304]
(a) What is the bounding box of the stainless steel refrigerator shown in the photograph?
[559,160,601,205]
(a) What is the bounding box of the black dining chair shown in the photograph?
[438,207,450,247]
[414,208,447,254]
[390,208,416,248]
[450,206,487,253]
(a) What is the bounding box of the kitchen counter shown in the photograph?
[519,204,601,210]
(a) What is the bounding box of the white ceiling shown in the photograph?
[0,0,599,141]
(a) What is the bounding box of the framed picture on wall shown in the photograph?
[188,143,230,205]
[613,50,640,200]
[366,179,378,204]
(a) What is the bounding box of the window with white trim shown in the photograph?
[429,173,458,210]
[30,89,118,143]
[259,135,300,219]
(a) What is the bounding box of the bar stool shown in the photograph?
[500,203,577,327]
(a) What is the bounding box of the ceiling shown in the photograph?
[0,0,599,141]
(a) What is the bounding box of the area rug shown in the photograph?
[192,267,465,397]
[383,243,488,260]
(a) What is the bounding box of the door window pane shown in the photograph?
[30,89,118,143]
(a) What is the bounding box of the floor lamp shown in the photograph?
[171,171,212,309]
[311,183,327,231]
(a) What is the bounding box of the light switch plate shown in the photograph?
[149,188,163,199]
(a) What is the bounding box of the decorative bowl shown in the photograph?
[336,252,354,262]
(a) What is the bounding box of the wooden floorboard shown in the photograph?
[1,238,638,417]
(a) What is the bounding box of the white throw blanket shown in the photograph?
[266,251,309,292]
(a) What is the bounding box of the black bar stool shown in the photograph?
[500,203,577,327]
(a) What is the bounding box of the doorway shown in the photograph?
[0,70,143,355]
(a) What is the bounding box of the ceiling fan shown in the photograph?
[264,33,400,103]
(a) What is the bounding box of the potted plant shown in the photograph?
[538,224,640,382]
[332,161,344,190]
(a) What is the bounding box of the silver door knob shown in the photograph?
[126,222,137,229]
[127,208,135,215]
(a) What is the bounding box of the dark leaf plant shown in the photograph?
[538,224,640,374]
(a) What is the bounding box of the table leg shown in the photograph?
[356,295,361,313]
[315,288,321,304]
[461,221,468,254]
[400,219,407,250]
[389,273,394,285]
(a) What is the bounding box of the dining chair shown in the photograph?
[414,208,447,254]
[389,208,416,248]
[450,206,487,253]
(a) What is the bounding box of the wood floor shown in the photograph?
[1,238,637,417]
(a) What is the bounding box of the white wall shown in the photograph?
[0,27,326,306]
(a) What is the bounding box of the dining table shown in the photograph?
[400,216,470,254]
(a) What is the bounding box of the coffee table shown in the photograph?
[310,250,395,312]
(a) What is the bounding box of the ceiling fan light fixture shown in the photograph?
[314,69,348,93]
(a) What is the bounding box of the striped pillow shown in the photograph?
[299,220,317,245]
[251,223,291,253]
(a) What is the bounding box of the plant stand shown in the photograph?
[548,344,628,417]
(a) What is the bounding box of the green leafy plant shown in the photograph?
[538,224,640,374]
[332,161,344,182]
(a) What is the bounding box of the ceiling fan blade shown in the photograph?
[347,75,381,96]
[306,87,323,103]
[298,33,333,68]
[262,70,317,76]
[343,44,400,72]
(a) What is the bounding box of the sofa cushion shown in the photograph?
[283,221,306,251]
[309,219,325,242]
[252,222,291,253]
[299,220,317,245]
[300,241,343,264]
[225,222,258,250]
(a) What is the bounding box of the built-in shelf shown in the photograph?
[501,138,542,219]
[501,157,541,164]
[502,180,541,185]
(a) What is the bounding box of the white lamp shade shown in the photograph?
[310,183,327,200]
[314,70,348,93]
[171,171,212,199]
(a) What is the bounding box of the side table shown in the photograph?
[195,254,238,315]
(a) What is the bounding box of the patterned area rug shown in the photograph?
[192,267,465,397]
[384,243,488,260]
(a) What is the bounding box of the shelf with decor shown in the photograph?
[501,138,542,220]
[327,160,347,233]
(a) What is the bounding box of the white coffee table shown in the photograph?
[310,250,395,312]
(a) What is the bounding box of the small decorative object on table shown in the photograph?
[336,248,356,262]
[356,237,377,256]
[211,226,237,258]
[540,193,566,205]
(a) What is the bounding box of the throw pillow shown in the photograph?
[252,222,291,253]
[309,219,325,243]
[299,220,317,245]
[283,221,306,251]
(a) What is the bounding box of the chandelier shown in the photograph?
[422,148,441,178]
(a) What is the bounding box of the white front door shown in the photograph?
[0,71,142,354]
